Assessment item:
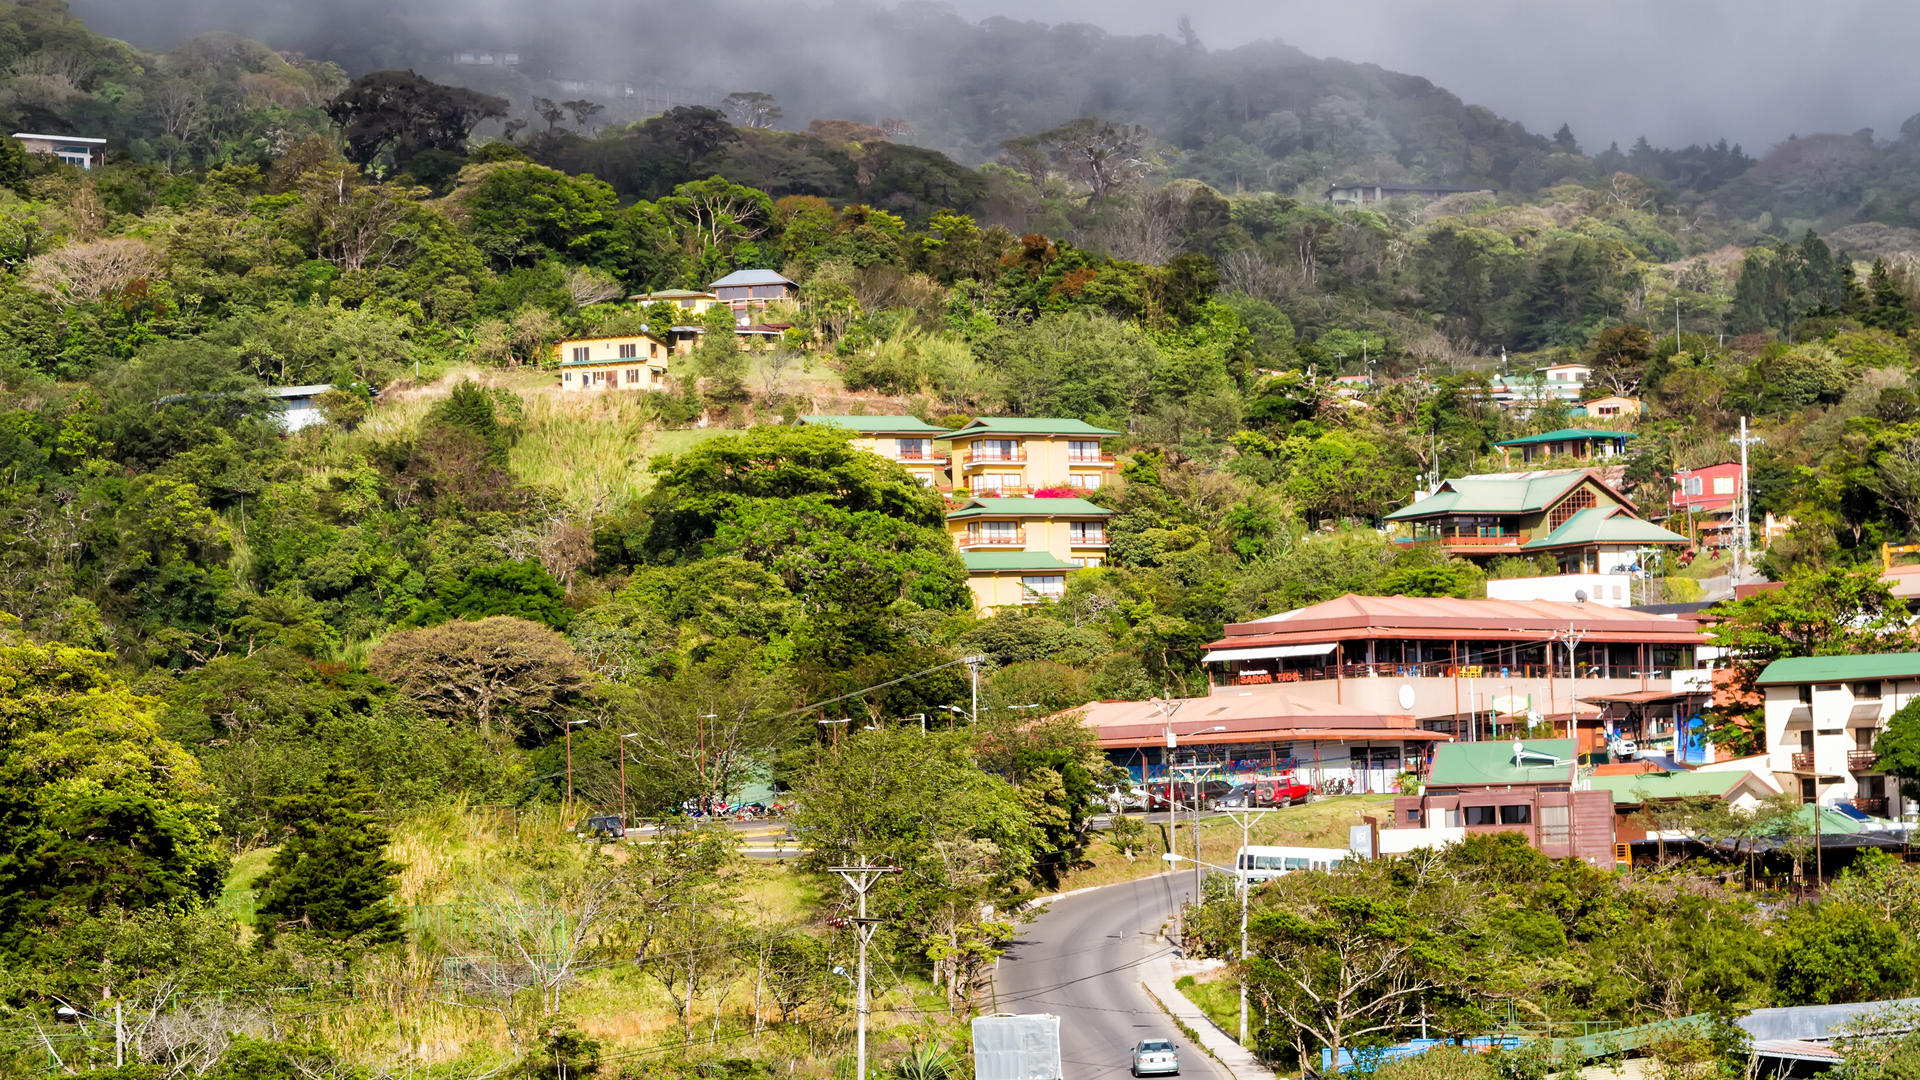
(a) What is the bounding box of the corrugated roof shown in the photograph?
[1756,653,1920,686]
[801,414,947,434]
[960,551,1080,572]
[1070,695,1436,749]
[1587,769,1753,805]
[1521,507,1690,549]
[947,497,1112,520]
[709,269,796,288]
[263,384,332,398]
[631,290,715,300]
[1383,470,1594,519]
[1495,428,1637,448]
[943,417,1121,438]
[1211,594,1705,649]
[1427,738,1577,786]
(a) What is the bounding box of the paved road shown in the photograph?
[994,874,1233,1080]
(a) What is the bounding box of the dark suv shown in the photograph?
[575,815,626,840]
[1147,780,1232,811]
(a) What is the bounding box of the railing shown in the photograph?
[1791,751,1815,772]
[1397,533,1523,547]
[895,450,949,463]
[963,450,1026,466]
[1067,453,1117,466]
[1848,749,1879,772]
[958,529,1026,549]
[1221,660,1670,686]
[1069,533,1109,547]
[1853,797,1890,817]
[962,486,1028,499]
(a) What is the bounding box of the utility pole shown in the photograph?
[964,655,984,727]
[1218,807,1274,1047]
[619,732,640,826]
[557,718,588,810]
[1555,623,1587,742]
[828,859,901,1080]
[1729,417,1763,585]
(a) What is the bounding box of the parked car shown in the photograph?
[575,814,626,840]
[1102,783,1149,812]
[1210,778,1315,811]
[1147,780,1232,811]
[1132,1038,1179,1076]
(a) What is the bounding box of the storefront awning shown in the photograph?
[1201,641,1340,664]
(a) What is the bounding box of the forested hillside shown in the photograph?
[5,0,1920,1075]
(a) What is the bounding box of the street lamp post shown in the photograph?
[817,718,852,747]
[556,718,589,810]
[1213,807,1274,1046]
[1165,849,1257,1050]
[619,732,640,827]
[1161,714,1226,949]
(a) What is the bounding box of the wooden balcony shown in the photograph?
[1067,453,1117,467]
[1069,533,1109,548]
[1853,796,1890,817]
[1848,749,1879,772]
[895,450,949,464]
[958,528,1026,550]
[1396,533,1523,548]
[1791,751,1815,772]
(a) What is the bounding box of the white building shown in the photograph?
[1755,653,1920,819]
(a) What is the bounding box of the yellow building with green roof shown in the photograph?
[948,495,1113,609]
[942,417,1119,496]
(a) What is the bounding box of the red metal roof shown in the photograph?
[1072,696,1447,749]
[1209,594,1706,649]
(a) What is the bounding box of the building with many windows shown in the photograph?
[948,496,1112,609]
[1391,738,1618,865]
[800,415,950,485]
[1385,469,1689,573]
[1494,428,1634,465]
[943,417,1119,495]
[12,132,105,169]
[554,332,672,391]
[1755,653,1920,819]
[709,270,797,323]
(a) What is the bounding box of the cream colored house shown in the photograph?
[942,418,1119,496]
[1756,653,1920,819]
[800,415,950,486]
[555,332,672,392]
[948,495,1112,610]
[632,289,719,316]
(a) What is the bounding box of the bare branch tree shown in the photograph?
[24,237,158,307]
[564,265,625,308]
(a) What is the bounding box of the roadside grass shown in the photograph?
[1052,794,1397,894]
[1175,973,1243,1041]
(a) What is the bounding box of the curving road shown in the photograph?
[993,874,1234,1080]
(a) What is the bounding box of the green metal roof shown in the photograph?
[1426,738,1577,787]
[943,417,1121,438]
[960,551,1081,572]
[1587,770,1750,805]
[1521,508,1690,549]
[1756,652,1920,686]
[1383,471,1591,520]
[1792,804,1866,834]
[946,497,1113,521]
[800,414,947,435]
[1495,428,1637,448]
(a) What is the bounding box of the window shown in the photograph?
[1547,488,1597,530]
[1683,476,1704,496]
[1068,439,1103,462]
[1019,575,1065,601]
[625,368,640,384]
[1853,681,1881,700]
[618,343,638,358]
[1797,684,1813,705]
[1712,476,1735,495]
[898,438,929,460]
[571,347,589,363]
[564,372,574,382]
[980,521,1019,542]
[1462,805,1497,826]
[1069,522,1106,544]
[976,438,1020,462]
[1067,473,1102,490]
[650,341,660,357]
[912,471,935,487]
[1070,556,1103,568]
[1499,804,1532,825]
[1404,807,1422,825]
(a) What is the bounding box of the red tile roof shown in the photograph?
[1210,594,1706,649]
[1070,696,1444,749]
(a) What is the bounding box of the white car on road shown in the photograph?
[1132,1038,1179,1076]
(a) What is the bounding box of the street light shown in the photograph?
[555,718,590,809]
[1165,849,1257,1050]
[1162,717,1227,947]
[619,732,641,828]
[818,718,852,748]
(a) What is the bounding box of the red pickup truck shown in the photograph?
[1211,778,1314,810]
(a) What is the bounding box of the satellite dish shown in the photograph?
[1397,683,1416,710]
[1512,740,1525,758]
[1574,589,1589,603]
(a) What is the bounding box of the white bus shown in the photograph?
[1234,845,1350,885]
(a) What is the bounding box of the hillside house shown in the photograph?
[632,289,719,316]
[555,332,672,392]
[12,133,105,169]
[1392,739,1617,865]
[1589,763,1781,843]
[1494,428,1634,465]
[943,417,1119,495]
[1755,653,1920,819]
[1669,462,1742,548]
[958,551,1083,610]
[709,270,797,323]
[800,415,950,485]
[1326,182,1496,206]
[266,385,334,433]
[1384,469,1689,572]
[1579,395,1642,419]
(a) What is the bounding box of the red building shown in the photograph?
[1670,462,1742,548]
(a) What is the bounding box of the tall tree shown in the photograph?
[326,70,507,169]
[252,768,405,947]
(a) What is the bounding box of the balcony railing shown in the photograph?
[1396,533,1523,547]
[1217,659,1686,687]
[1067,453,1117,466]
[895,450,949,464]
[1848,749,1879,772]
[1069,533,1109,547]
[1791,751,1815,772]
[963,486,1029,499]
[958,528,1026,549]
[1853,796,1890,817]
[963,450,1026,467]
